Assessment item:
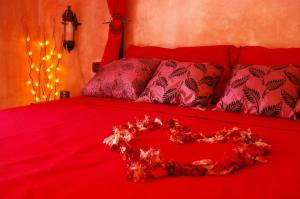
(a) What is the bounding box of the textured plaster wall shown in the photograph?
[125,0,300,48]
[0,0,109,109]
[0,0,39,109]
[38,0,109,99]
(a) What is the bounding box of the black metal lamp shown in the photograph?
[62,6,81,53]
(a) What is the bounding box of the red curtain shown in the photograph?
[100,0,127,67]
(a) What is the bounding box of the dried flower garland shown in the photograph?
[103,115,271,182]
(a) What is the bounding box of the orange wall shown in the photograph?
[38,0,109,99]
[1,0,300,109]
[0,0,109,109]
[0,0,39,109]
[126,0,300,48]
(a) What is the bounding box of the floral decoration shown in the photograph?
[103,115,271,182]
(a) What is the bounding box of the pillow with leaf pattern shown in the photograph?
[214,64,300,119]
[82,58,160,100]
[136,59,224,109]
[295,100,300,116]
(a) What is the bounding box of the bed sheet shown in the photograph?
[0,97,299,199]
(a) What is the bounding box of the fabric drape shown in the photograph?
[100,0,127,67]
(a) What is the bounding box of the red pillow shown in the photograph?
[237,46,300,65]
[126,45,234,66]
[126,45,236,101]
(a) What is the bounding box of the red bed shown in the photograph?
[1,96,300,199]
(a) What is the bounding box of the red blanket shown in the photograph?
[0,97,299,199]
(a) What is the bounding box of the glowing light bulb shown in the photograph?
[55,92,59,96]
[48,74,53,79]
[27,80,31,85]
[35,97,40,102]
[46,68,51,72]
[42,95,46,99]
[39,42,44,47]
[56,67,60,71]
[35,82,39,87]
[50,85,54,90]
[50,50,54,55]
[55,79,59,83]
[45,40,49,45]
[57,53,62,59]
[28,51,32,56]
[46,83,50,88]
[50,64,54,69]
[26,37,30,42]
[31,90,36,95]
[35,68,40,72]
[42,57,46,61]
[30,64,34,69]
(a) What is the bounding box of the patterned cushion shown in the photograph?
[295,100,300,115]
[82,58,160,100]
[137,59,224,108]
[215,64,300,119]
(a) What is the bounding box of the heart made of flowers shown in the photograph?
[103,115,271,182]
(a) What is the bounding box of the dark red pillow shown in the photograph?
[126,45,236,101]
[237,46,300,65]
[125,45,233,67]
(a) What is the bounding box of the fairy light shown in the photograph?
[25,35,63,103]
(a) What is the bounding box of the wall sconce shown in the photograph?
[62,6,81,53]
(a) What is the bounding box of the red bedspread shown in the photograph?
[0,97,300,199]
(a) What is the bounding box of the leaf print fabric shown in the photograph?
[215,64,300,119]
[137,59,223,109]
[82,58,160,100]
[295,100,300,115]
